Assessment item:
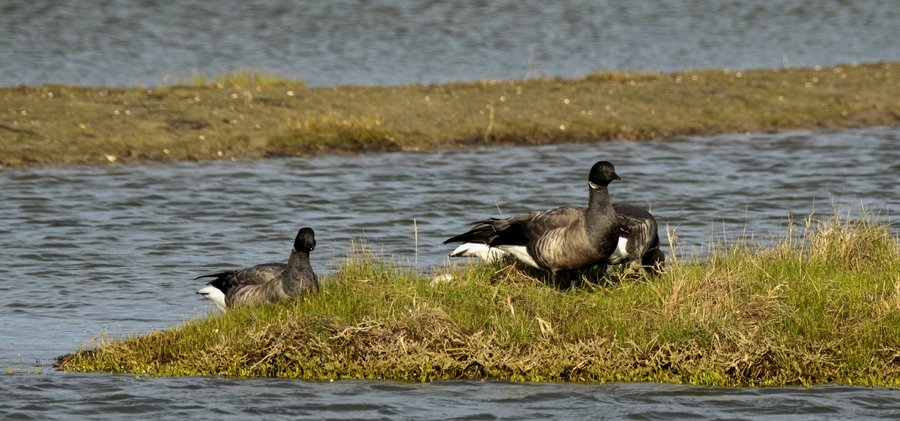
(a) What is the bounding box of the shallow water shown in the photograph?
[2,0,899,87]
[3,376,900,420]
[1,127,899,419]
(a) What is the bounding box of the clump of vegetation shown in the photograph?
[57,207,900,386]
[2,62,899,168]
[182,67,307,88]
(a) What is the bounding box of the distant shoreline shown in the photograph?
[3,62,899,169]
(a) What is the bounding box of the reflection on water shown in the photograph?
[1,127,899,419]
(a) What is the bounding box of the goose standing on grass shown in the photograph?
[444,161,621,289]
[196,227,318,311]
[607,203,665,274]
[448,203,665,276]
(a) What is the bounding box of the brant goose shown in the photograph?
[444,161,621,289]
[196,227,318,311]
[608,204,665,273]
[448,203,665,275]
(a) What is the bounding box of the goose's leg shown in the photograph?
[550,271,558,288]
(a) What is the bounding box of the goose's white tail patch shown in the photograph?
[607,237,630,265]
[449,243,509,263]
[197,286,227,312]
[497,245,540,269]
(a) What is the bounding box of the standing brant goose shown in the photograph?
[196,227,318,311]
[607,204,665,273]
[448,204,665,275]
[444,161,621,289]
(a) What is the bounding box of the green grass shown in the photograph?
[180,67,308,88]
[57,208,900,386]
[2,62,900,168]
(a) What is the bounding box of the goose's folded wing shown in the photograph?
[230,263,285,286]
[505,206,585,242]
[446,207,585,250]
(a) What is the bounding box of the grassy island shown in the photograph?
[3,62,900,169]
[57,210,900,387]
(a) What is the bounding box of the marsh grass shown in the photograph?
[183,68,307,88]
[57,208,900,386]
[3,62,900,168]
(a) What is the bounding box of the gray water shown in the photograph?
[2,0,900,88]
[2,127,900,419]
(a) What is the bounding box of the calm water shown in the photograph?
[2,127,899,419]
[2,0,900,88]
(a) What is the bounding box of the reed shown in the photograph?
[7,355,45,375]
[57,207,900,386]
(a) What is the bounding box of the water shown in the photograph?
[2,127,899,419]
[2,0,900,88]
[3,377,900,420]
[4,1,900,416]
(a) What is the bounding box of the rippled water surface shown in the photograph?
[2,0,899,87]
[4,376,900,420]
[2,127,900,419]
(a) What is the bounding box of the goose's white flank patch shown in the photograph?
[607,237,630,265]
[497,245,540,269]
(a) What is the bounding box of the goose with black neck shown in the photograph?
[444,161,622,289]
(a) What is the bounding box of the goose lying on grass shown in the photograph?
[444,161,621,289]
[448,203,665,275]
[196,227,318,311]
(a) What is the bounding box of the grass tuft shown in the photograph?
[805,207,899,271]
[181,67,307,88]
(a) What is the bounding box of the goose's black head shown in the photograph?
[293,227,316,253]
[588,161,620,188]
